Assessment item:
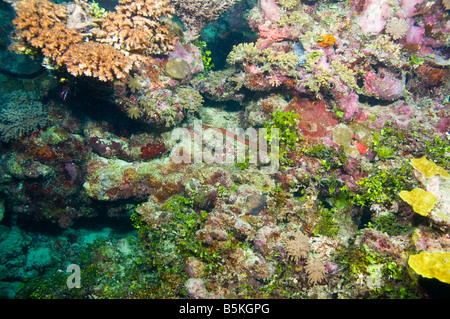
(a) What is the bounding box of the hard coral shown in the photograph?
[12,0,83,61]
[92,0,178,56]
[11,0,177,82]
[62,41,132,81]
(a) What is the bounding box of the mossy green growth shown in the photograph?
[314,206,339,237]
[351,162,416,207]
[367,214,413,236]
[371,128,400,159]
[89,1,107,19]
[264,110,300,167]
[336,244,417,298]
[193,40,215,75]
[422,136,450,169]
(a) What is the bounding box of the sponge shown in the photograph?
[399,188,438,216]
[411,156,449,178]
[408,251,450,284]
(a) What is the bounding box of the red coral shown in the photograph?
[284,98,339,147]
[140,140,167,160]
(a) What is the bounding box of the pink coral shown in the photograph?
[406,25,425,44]
[363,69,405,101]
[258,24,287,42]
[336,91,359,121]
[259,0,280,22]
[356,0,393,34]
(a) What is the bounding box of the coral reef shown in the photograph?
[1,0,450,301]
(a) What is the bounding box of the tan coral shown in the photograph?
[61,42,133,81]
[305,258,326,284]
[92,0,178,55]
[11,0,175,82]
[285,232,310,262]
[12,0,83,60]
[443,0,450,10]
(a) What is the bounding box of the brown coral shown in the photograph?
[443,0,450,10]
[285,232,310,262]
[11,0,177,82]
[92,0,178,55]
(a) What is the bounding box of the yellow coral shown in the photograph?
[411,156,450,178]
[399,188,438,216]
[318,34,336,48]
[408,251,450,284]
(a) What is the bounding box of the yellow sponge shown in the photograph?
[408,251,450,284]
[399,188,438,216]
[411,156,449,178]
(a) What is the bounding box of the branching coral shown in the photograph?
[11,0,83,61]
[61,41,132,81]
[92,0,178,56]
[170,0,241,40]
[226,42,299,77]
[443,0,450,10]
[11,0,178,81]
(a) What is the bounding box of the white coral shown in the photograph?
[385,17,409,40]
